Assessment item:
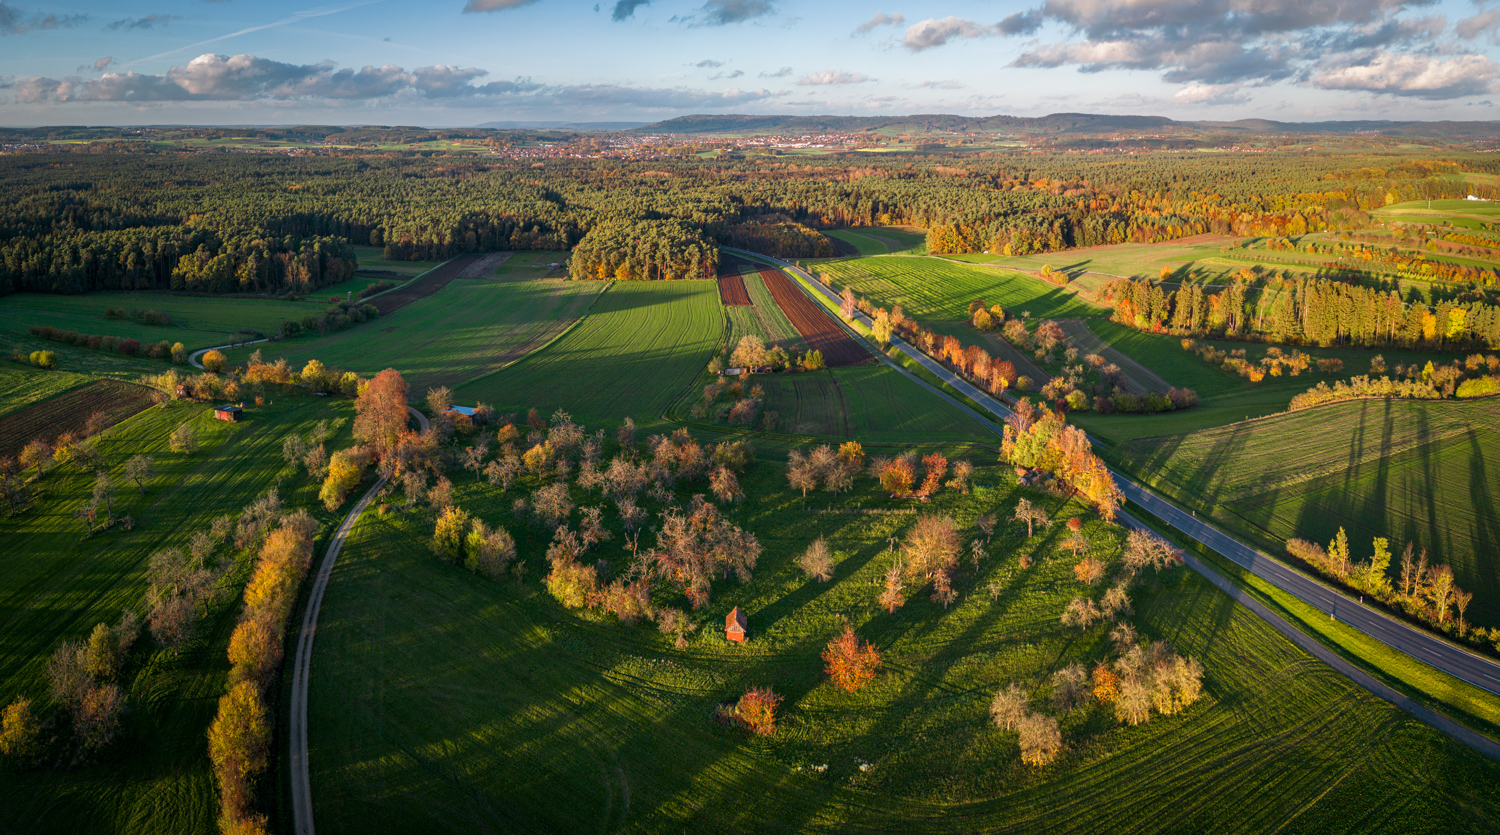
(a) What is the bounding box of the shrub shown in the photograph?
[735,687,782,735]
[30,350,56,369]
[117,338,143,357]
[430,506,473,564]
[1457,376,1500,398]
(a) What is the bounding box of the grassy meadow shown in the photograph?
[0,293,310,351]
[350,245,445,276]
[225,277,604,393]
[303,446,1500,833]
[817,256,1102,322]
[749,365,995,443]
[0,394,357,835]
[1110,397,1500,627]
[454,281,722,423]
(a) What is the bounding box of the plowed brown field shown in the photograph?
[758,269,869,367]
[370,254,481,315]
[0,379,161,460]
[718,273,751,306]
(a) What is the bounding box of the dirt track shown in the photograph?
[1055,318,1172,394]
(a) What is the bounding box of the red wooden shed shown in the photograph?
[213,405,243,422]
[725,607,747,643]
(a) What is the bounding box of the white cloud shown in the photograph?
[854,12,903,35]
[798,69,871,85]
[902,17,996,51]
[1170,82,1250,105]
[1313,51,1500,99]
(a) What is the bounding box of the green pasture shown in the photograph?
[817,257,1101,322]
[454,281,722,423]
[744,272,804,349]
[1111,397,1500,626]
[0,293,308,352]
[752,365,994,443]
[225,277,603,394]
[350,246,444,275]
[312,275,406,301]
[826,228,926,256]
[490,251,570,279]
[1377,200,1500,219]
[0,394,355,835]
[304,449,1500,833]
[0,364,95,418]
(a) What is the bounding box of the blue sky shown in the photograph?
[1,0,1498,126]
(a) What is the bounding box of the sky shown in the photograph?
[1,0,1498,126]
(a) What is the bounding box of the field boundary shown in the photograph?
[449,281,617,395]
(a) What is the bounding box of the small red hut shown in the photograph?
[725,607,747,643]
[213,405,243,422]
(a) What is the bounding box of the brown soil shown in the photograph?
[0,379,161,461]
[369,254,481,315]
[758,269,870,367]
[718,273,751,306]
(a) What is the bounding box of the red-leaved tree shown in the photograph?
[354,368,409,461]
[822,625,882,692]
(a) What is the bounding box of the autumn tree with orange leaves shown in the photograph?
[822,625,882,692]
[354,368,410,461]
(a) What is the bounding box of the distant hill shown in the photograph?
[476,120,650,130]
[635,113,1500,139]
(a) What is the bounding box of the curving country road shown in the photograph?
[288,405,430,835]
[730,247,1500,758]
[188,338,270,369]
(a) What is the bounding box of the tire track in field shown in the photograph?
[289,405,429,835]
[1055,318,1172,394]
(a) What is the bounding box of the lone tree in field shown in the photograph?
[123,455,154,493]
[902,514,961,584]
[990,683,1029,731]
[1013,498,1049,538]
[1017,713,1063,766]
[735,687,782,735]
[840,286,856,320]
[879,556,905,613]
[20,439,51,478]
[797,537,835,582]
[169,423,198,454]
[201,350,227,373]
[355,369,410,460]
[822,625,882,692]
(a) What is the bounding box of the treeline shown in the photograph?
[1262,235,1500,287]
[1106,275,1500,350]
[2,149,1490,295]
[724,214,836,259]
[569,218,717,281]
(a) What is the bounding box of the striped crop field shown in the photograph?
[1111,397,1500,626]
[454,280,722,423]
[0,293,310,352]
[817,257,1102,323]
[743,271,804,349]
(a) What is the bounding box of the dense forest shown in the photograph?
[1,148,1496,295]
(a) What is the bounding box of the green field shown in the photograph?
[303,451,1500,833]
[0,364,95,418]
[817,257,1101,322]
[0,293,310,352]
[752,365,994,443]
[454,281,722,422]
[490,251,570,279]
[826,228,927,256]
[350,245,445,275]
[743,272,804,349]
[1111,398,1500,626]
[0,394,356,834]
[312,275,407,301]
[225,277,604,394]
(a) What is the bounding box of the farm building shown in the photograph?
[725,607,747,643]
[213,405,243,422]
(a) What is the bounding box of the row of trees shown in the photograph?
[1107,275,1500,350]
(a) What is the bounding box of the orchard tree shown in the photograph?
[355,369,410,460]
[123,455,154,493]
[169,423,198,454]
[735,687,782,736]
[798,537,834,582]
[822,625,882,692]
[20,439,51,478]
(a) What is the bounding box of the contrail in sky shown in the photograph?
[121,2,381,69]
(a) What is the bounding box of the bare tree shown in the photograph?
[1017,712,1063,766]
[879,556,905,614]
[1051,664,1089,712]
[1014,498,1049,538]
[989,683,1029,731]
[798,537,835,582]
[1060,597,1101,629]
[426,386,453,415]
[462,441,490,481]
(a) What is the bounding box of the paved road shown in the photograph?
[188,338,270,369]
[730,247,1500,758]
[288,405,430,835]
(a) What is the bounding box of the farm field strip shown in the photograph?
[368,254,474,315]
[0,365,95,419]
[744,272,803,348]
[1056,319,1172,394]
[718,273,751,306]
[458,252,513,278]
[231,276,604,393]
[759,268,869,367]
[349,245,444,276]
[0,379,161,461]
[726,306,767,348]
[453,280,723,422]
